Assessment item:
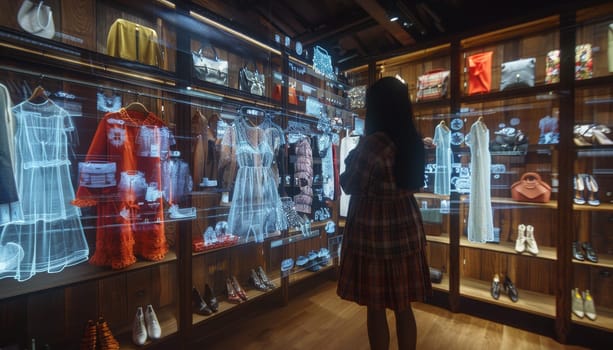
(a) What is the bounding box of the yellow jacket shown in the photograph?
[107,19,162,67]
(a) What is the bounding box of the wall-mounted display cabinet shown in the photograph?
[0,1,348,349]
[362,3,613,344]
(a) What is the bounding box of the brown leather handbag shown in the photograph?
[511,172,552,203]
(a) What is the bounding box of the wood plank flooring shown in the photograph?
[202,278,589,350]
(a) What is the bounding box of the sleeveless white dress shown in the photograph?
[467,120,494,243]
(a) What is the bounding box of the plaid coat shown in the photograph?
[337,132,431,310]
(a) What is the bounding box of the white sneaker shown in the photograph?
[169,204,196,219]
[583,290,597,321]
[525,225,539,255]
[571,288,584,318]
[145,304,162,340]
[515,224,526,253]
[132,306,147,345]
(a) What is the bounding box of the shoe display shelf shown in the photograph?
[569,11,613,333]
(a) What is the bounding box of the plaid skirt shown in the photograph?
[336,246,432,311]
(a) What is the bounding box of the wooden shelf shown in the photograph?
[0,251,178,300]
[573,202,613,212]
[460,237,557,261]
[460,277,556,319]
[415,193,451,200]
[427,234,450,245]
[572,253,613,269]
[192,276,282,325]
[432,273,450,292]
[572,304,613,332]
[460,196,559,209]
[289,263,335,285]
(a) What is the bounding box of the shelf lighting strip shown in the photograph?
[189,11,281,56]
[0,42,176,87]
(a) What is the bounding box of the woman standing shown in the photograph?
[337,77,431,350]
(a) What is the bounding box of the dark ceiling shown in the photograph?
[191,0,603,69]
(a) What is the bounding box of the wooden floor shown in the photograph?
[204,278,589,350]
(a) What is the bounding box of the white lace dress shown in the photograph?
[224,118,286,242]
[0,99,89,281]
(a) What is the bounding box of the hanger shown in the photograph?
[28,85,48,103]
[439,120,450,131]
[125,101,149,114]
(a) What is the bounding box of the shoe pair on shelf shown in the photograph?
[192,284,219,315]
[491,274,519,302]
[249,266,276,291]
[168,204,197,219]
[571,288,597,320]
[515,224,539,255]
[132,304,161,346]
[572,241,598,263]
[573,174,600,206]
[226,276,248,304]
[573,123,613,147]
[81,316,120,350]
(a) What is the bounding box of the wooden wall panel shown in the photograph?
[98,274,128,329]
[27,287,65,346]
[64,281,99,338]
[60,0,96,50]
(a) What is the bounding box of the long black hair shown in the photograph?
[364,76,424,190]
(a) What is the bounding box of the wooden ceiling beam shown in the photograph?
[354,0,415,46]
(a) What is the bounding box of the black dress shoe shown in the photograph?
[192,287,213,315]
[491,274,501,300]
[204,284,219,312]
[503,276,519,302]
[581,242,598,263]
[572,241,585,261]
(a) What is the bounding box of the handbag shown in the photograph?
[78,161,117,188]
[348,85,366,109]
[17,0,55,39]
[96,92,122,112]
[491,127,528,152]
[545,50,560,84]
[575,43,593,80]
[429,267,443,284]
[313,45,336,80]
[288,86,298,105]
[416,69,450,101]
[467,51,493,95]
[500,58,535,90]
[239,62,265,96]
[192,45,228,86]
[511,172,551,203]
[306,96,322,116]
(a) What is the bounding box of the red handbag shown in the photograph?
[511,172,551,203]
[467,51,493,95]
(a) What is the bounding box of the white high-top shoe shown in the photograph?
[525,225,539,255]
[132,306,147,345]
[515,224,526,253]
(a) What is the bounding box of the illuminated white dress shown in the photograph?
[223,117,286,242]
[0,99,89,281]
[467,119,494,243]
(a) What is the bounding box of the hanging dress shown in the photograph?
[1,98,89,281]
[73,108,171,269]
[467,119,494,242]
[433,122,451,195]
[224,118,286,242]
